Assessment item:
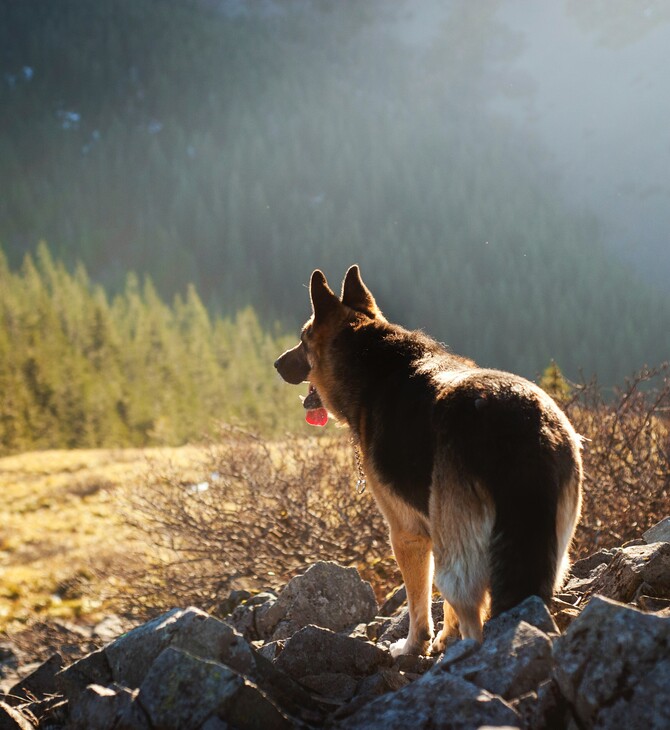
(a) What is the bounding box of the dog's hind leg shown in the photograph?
[388,526,434,657]
[432,546,489,644]
[430,474,495,646]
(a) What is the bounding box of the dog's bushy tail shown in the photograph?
[487,469,559,616]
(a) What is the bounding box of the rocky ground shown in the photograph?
[1,517,669,729]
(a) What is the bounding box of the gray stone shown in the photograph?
[59,607,320,725]
[585,541,670,602]
[7,653,63,705]
[643,516,670,545]
[392,653,436,675]
[377,598,444,648]
[68,684,148,730]
[437,638,480,668]
[105,607,256,688]
[274,625,391,680]
[201,719,230,730]
[511,679,569,730]
[256,640,284,661]
[138,647,242,730]
[378,586,406,616]
[227,594,277,642]
[568,549,617,579]
[136,646,292,730]
[299,672,358,701]
[483,595,559,641]
[448,621,554,700]
[354,668,410,700]
[337,671,519,729]
[262,562,378,640]
[553,595,670,729]
[56,647,112,703]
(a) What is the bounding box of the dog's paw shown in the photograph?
[389,638,408,658]
[429,632,449,655]
[389,637,430,658]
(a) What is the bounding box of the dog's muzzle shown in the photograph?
[274,342,310,385]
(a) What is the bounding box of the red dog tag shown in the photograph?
[305,408,329,427]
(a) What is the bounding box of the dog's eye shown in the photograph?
[301,326,313,350]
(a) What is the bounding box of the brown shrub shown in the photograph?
[564,362,670,557]
[123,426,392,615]
[122,364,669,616]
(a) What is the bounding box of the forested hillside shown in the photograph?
[1,0,668,383]
[0,244,298,454]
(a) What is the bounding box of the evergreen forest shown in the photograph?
[0,243,299,454]
[1,0,669,454]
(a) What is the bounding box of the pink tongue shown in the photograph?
[306,408,329,427]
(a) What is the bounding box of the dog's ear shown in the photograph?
[310,270,340,322]
[341,265,380,318]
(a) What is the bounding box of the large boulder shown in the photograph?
[584,541,670,603]
[553,595,670,729]
[337,670,520,729]
[255,562,379,641]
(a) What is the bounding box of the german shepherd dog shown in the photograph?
[274,266,582,656]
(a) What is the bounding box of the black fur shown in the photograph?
[326,321,566,616]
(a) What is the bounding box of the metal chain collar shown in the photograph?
[350,437,367,494]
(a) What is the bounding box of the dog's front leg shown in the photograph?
[388,529,434,657]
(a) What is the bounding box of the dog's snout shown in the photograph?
[273,357,281,370]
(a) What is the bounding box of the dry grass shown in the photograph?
[0,446,205,634]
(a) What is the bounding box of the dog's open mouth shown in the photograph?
[301,384,329,427]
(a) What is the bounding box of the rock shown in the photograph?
[68,684,147,730]
[106,607,256,688]
[215,589,252,618]
[355,668,410,700]
[137,646,243,730]
[483,595,559,641]
[58,606,321,725]
[553,595,670,729]
[56,646,112,702]
[227,593,277,642]
[334,669,410,721]
[7,653,63,705]
[18,697,67,730]
[437,638,480,668]
[378,586,406,617]
[391,654,436,675]
[256,640,283,661]
[260,562,378,641]
[584,541,670,603]
[377,598,444,649]
[137,646,295,730]
[447,621,554,700]
[637,594,670,614]
[274,625,391,680]
[299,672,358,702]
[0,702,34,730]
[568,548,617,579]
[511,678,570,730]
[337,671,519,729]
[643,516,670,545]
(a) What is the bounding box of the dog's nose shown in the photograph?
[273,358,281,370]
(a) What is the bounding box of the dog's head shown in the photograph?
[274,265,382,423]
